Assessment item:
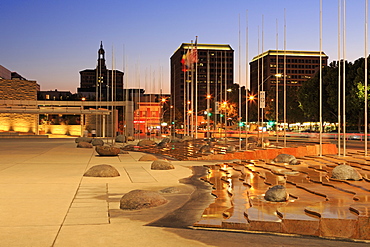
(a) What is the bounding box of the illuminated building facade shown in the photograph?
[170,43,234,122]
[0,67,39,133]
[249,50,328,96]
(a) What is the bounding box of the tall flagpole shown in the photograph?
[195,37,198,140]
[238,14,242,148]
[220,52,223,136]
[276,18,279,145]
[190,40,194,138]
[207,51,210,139]
[214,53,218,132]
[365,0,368,156]
[245,9,249,150]
[186,49,190,136]
[338,0,342,156]
[225,50,227,142]
[261,15,265,145]
[183,50,187,137]
[112,45,115,141]
[171,63,175,139]
[343,0,347,156]
[257,26,260,141]
[284,9,287,147]
[122,44,125,140]
[319,0,323,156]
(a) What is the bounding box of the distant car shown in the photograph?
[347,132,363,140]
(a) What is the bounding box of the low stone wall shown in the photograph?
[188,143,338,161]
[42,125,82,136]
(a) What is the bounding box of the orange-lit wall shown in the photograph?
[0,113,37,133]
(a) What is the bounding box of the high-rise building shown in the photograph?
[170,43,234,124]
[78,42,124,100]
[249,50,328,96]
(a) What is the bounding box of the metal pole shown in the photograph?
[238,14,242,148]
[319,0,323,156]
[261,15,264,146]
[365,0,368,156]
[284,9,287,147]
[276,19,279,145]
[338,0,342,156]
[224,50,227,142]
[245,10,249,150]
[207,51,210,139]
[343,0,347,156]
[191,41,194,138]
[195,38,198,140]
[257,26,260,142]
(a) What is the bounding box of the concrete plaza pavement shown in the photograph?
[0,138,369,247]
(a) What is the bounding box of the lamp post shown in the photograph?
[160,97,167,136]
[275,73,282,145]
[258,73,281,145]
[206,94,211,139]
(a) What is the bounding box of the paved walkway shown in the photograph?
[0,139,368,247]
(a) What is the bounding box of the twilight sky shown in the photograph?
[0,0,368,94]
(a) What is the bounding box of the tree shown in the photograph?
[265,86,305,128]
[298,57,370,132]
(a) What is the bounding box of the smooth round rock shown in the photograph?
[92,139,104,146]
[199,145,212,154]
[264,185,289,202]
[247,136,258,143]
[115,135,125,143]
[84,164,120,177]
[127,136,135,141]
[95,146,120,156]
[139,154,158,161]
[157,137,171,147]
[331,164,362,181]
[151,160,174,170]
[120,190,168,210]
[137,140,156,146]
[273,154,299,165]
[157,141,169,148]
[77,141,93,148]
[75,137,93,143]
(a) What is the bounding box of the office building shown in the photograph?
[249,50,328,96]
[170,43,234,124]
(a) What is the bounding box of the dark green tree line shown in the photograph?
[298,57,370,132]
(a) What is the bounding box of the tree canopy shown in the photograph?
[298,57,370,131]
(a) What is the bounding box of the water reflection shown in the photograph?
[195,157,370,240]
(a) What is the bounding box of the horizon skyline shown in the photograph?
[1,0,369,94]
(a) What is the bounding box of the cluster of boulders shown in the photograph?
[262,154,298,202]
[75,137,105,148]
[138,154,174,170]
[75,137,122,156]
